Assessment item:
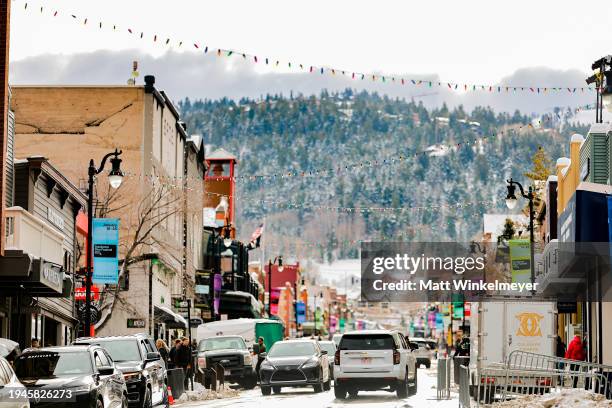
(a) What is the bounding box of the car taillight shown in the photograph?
[334,350,340,365]
[198,357,207,369]
[393,349,400,365]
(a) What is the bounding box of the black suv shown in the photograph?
[14,345,128,407]
[75,333,168,408]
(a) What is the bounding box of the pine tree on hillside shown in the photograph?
[524,146,552,182]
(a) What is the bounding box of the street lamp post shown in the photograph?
[85,149,124,335]
[267,256,283,316]
[505,178,536,293]
[314,293,323,336]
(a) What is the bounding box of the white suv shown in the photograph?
[333,330,417,399]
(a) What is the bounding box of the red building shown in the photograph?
[264,262,300,291]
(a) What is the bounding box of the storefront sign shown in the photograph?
[509,239,531,283]
[296,302,306,323]
[557,301,577,314]
[40,262,63,293]
[75,285,100,301]
[127,318,146,328]
[46,207,65,231]
[92,218,120,284]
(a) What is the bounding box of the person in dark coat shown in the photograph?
[168,339,181,369]
[556,335,566,358]
[176,337,193,390]
[255,337,266,374]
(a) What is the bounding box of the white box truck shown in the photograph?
[469,300,556,368]
[467,300,557,402]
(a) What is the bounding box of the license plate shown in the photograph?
[361,357,371,364]
[225,369,231,376]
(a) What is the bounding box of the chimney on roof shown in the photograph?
[144,75,155,93]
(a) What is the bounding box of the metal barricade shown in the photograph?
[454,356,470,385]
[502,367,609,400]
[436,357,451,400]
[458,365,471,408]
[474,366,506,406]
[506,350,612,399]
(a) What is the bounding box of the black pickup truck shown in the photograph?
[196,335,257,389]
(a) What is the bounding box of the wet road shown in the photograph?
[176,364,459,408]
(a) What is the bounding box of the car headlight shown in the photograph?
[71,385,92,394]
[244,354,252,365]
[260,360,275,370]
[301,358,319,369]
[123,371,142,381]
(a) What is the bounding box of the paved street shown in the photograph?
[177,364,459,408]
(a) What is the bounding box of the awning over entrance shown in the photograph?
[154,305,187,329]
[0,252,67,297]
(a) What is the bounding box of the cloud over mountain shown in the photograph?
[9,49,593,114]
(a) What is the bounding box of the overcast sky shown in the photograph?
[7,0,609,112]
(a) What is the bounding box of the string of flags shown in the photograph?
[122,125,537,186]
[263,216,480,251]
[135,173,500,215]
[19,0,596,95]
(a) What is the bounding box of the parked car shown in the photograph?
[75,334,167,408]
[334,330,417,399]
[331,334,342,347]
[409,337,433,368]
[196,335,256,389]
[13,345,127,407]
[259,339,330,395]
[318,341,336,380]
[0,355,29,408]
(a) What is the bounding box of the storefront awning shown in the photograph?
[154,305,187,329]
[0,254,68,297]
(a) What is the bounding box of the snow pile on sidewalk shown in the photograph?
[492,389,612,408]
[176,382,240,403]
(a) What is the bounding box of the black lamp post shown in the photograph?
[505,178,536,293]
[585,55,612,124]
[85,149,124,334]
[267,256,283,316]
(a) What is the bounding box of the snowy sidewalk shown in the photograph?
[489,389,612,408]
[174,382,241,405]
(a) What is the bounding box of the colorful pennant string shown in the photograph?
[19,0,595,95]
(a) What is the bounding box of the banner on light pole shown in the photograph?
[92,218,120,284]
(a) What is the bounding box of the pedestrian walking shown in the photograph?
[156,339,170,368]
[565,334,586,387]
[176,337,193,390]
[254,336,266,375]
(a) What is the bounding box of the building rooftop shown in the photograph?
[207,148,237,161]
